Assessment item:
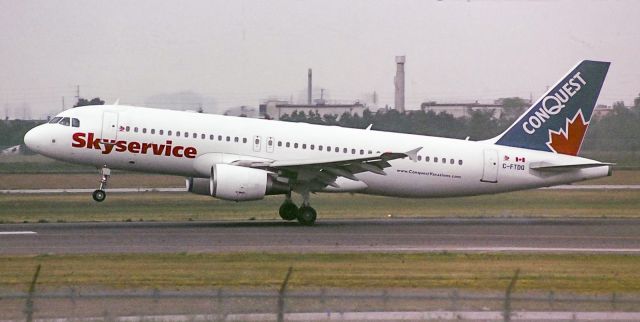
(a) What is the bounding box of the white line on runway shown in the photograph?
[365,246,640,253]
[17,311,640,321]
[0,231,37,235]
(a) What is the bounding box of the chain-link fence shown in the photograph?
[2,266,640,321]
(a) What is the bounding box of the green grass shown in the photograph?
[0,189,639,223]
[1,253,639,294]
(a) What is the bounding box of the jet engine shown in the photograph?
[186,164,288,201]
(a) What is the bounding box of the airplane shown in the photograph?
[24,60,611,225]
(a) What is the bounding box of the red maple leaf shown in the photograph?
[546,110,589,156]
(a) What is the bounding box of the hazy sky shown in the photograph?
[1,0,639,118]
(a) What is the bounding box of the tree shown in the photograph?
[73,97,105,108]
[499,97,529,120]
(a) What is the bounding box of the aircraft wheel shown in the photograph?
[92,189,106,202]
[279,201,298,221]
[296,206,317,226]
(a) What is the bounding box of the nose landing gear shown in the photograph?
[92,167,110,202]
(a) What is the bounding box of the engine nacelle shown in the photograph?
[186,164,288,201]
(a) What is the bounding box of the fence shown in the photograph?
[2,266,640,321]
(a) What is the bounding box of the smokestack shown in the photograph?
[394,56,405,113]
[308,68,312,105]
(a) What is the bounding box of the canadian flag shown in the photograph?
[516,157,526,163]
[503,155,510,161]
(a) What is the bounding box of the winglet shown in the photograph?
[404,147,422,162]
[365,124,373,131]
[113,99,120,106]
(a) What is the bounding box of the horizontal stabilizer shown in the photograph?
[530,161,614,172]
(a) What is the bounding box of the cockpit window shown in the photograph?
[72,118,80,127]
[49,117,62,124]
[59,117,71,126]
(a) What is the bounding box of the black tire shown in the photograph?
[92,189,106,202]
[279,201,298,221]
[296,206,317,226]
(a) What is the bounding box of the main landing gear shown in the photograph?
[278,191,317,226]
[92,167,110,202]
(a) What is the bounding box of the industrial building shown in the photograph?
[259,101,366,120]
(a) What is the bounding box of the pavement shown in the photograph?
[1,218,640,254]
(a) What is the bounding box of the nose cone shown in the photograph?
[24,126,43,153]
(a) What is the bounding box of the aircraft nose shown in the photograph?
[23,126,43,152]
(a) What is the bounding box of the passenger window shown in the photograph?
[226,136,230,142]
[450,159,455,164]
[458,160,463,165]
[126,126,131,132]
[142,128,147,134]
[185,132,189,138]
[135,127,139,133]
[425,156,430,162]
[360,149,364,155]
[278,141,282,147]
[335,147,339,153]
[343,148,348,153]
[168,130,172,136]
[176,131,180,136]
[72,118,80,127]
[49,117,62,124]
[193,133,197,139]
[210,134,214,140]
[151,129,155,134]
[243,138,247,143]
[159,130,164,135]
[434,157,438,163]
[302,144,307,149]
[218,135,222,141]
[235,137,239,143]
[294,143,299,148]
[352,149,356,154]
[319,145,323,151]
[286,142,291,148]
[368,150,372,155]
[310,144,314,150]
[418,155,422,161]
[59,117,70,126]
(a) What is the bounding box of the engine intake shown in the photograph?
[186,164,288,201]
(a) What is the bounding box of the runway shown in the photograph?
[1,218,640,254]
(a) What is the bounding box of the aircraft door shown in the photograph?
[481,149,498,183]
[266,137,274,153]
[101,111,119,140]
[253,135,261,152]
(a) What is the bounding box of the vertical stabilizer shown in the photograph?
[493,60,610,156]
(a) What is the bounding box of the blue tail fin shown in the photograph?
[493,60,610,156]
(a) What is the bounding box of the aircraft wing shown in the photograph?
[236,147,422,191]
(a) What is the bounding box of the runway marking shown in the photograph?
[18,311,640,321]
[366,246,640,253]
[0,231,37,235]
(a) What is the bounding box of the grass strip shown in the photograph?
[1,189,639,224]
[1,253,639,294]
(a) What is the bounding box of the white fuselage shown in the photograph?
[25,105,610,198]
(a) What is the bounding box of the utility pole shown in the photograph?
[75,85,80,105]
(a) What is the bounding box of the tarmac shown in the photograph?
[1,218,639,254]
